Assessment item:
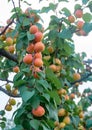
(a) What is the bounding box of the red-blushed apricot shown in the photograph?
[13,66,20,73]
[73,73,81,81]
[68,15,75,23]
[34,42,45,52]
[70,93,75,99]
[34,52,42,59]
[26,43,34,53]
[23,54,33,64]
[6,37,13,45]
[76,21,84,29]
[34,58,43,67]
[32,105,45,117]
[29,25,38,34]
[8,45,15,53]
[34,31,43,42]
[74,9,83,18]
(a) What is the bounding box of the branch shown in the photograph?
[0,86,20,98]
[19,0,21,8]
[0,48,18,63]
[71,72,92,85]
[0,19,14,35]
[0,78,13,83]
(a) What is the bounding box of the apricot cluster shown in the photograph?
[23,24,45,78]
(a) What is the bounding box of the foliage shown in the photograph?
[0,0,92,130]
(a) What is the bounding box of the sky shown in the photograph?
[0,0,92,125]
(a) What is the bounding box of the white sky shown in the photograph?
[0,0,92,124]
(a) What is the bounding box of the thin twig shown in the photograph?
[0,86,20,98]
[0,19,14,36]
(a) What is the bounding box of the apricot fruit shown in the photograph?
[74,9,83,18]
[13,66,20,73]
[5,84,11,91]
[34,31,43,42]
[9,98,16,106]
[77,21,84,29]
[5,104,12,111]
[58,108,66,117]
[8,45,15,53]
[34,42,45,52]
[73,73,81,81]
[58,122,66,129]
[63,116,71,124]
[34,52,42,59]
[23,54,33,64]
[29,25,38,34]
[34,58,43,67]
[68,15,75,23]
[26,43,34,53]
[49,64,57,72]
[32,105,45,117]
[6,37,13,45]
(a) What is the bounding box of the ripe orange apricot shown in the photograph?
[49,64,57,72]
[26,43,34,53]
[34,52,42,59]
[13,66,20,73]
[58,108,66,117]
[32,105,45,117]
[8,45,15,53]
[54,121,59,126]
[79,111,84,118]
[63,116,71,124]
[76,21,84,29]
[29,25,38,34]
[70,93,75,99]
[68,15,75,23]
[6,37,13,45]
[73,73,81,81]
[74,9,83,18]
[34,31,43,42]
[58,89,67,95]
[34,42,45,52]
[23,54,33,64]
[34,58,43,67]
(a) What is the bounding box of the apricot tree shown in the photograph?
[0,0,92,130]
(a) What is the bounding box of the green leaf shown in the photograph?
[83,13,92,22]
[13,72,23,82]
[48,90,61,105]
[23,18,31,26]
[0,40,4,48]
[37,79,51,90]
[0,110,5,116]
[27,31,35,41]
[86,119,92,128]
[63,41,74,55]
[46,68,62,89]
[71,116,80,127]
[62,7,71,16]
[88,1,92,12]
[10,125,23,130]
[82,0,88,4]
[22,90,35,102]
[0,122,5,129]
[30,119,40,129]
[74,4,81,10]
[58,28,73,39]
[83,23,92,33]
